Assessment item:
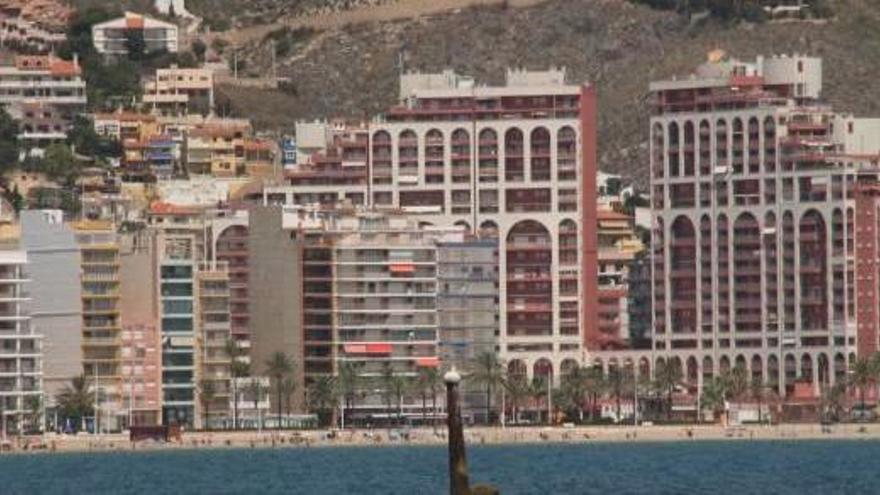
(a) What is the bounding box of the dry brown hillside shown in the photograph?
[215,0,880,186]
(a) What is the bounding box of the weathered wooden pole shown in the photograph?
[445,368,470,495]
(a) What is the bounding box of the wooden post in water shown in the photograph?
[445,368,470,495]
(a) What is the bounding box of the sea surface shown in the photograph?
[0,439,877,494]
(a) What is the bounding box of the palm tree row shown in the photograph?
[302,363,443,429]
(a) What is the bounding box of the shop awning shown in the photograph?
[365,343,393,354]
[389,263,415,274]
[416,357,439,368]
[343,344,367,354]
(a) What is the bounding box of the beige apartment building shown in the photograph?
[143,65,214,117]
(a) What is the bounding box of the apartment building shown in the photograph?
[119,231,161,427]
[0,54,86,155]
[209,211,250,351]
[195,261,232,429]
[595,54,880,401]
[93,112,159,142]
[0,224,43,435]
[20,211,81,402]
[437,239,499,420]
[143,65,214,117]
[148,202,231,428]
[73,220,124,431]
[594,208,645,350]
[263,68,599,385]
[91,12,179,56]
[250,206,471,420]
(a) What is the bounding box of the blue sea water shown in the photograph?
[0,440,877,494]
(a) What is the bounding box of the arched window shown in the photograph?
[504,128,524,182]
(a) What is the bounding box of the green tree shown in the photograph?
[726,365,750,402]
[380,365,409,426]
[281,378,297,416]
[470,352,505,425]
[264,352,294,429]
[530,376,550,424]
[849,357,876,412]
[584,367,605,421]
[55,375,94,429]
[0,108,19,172]
[38,143,79,182]
[24,395,42,434]
[654,360,683,421]
[337,362,360,428]
[224,339,249,429]
[504,374,530,424]
[700,376,727,422]
[308,375,336,426]
[191,40,207,62]
[244,378,265,429]
[750,377,767,424]
[124,30,146,61]
[199,380,217,430]
[606,367,635,423]
[415,367,442,426]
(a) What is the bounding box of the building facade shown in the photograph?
[91,12,178,56]
[20,210,81,402]
[262,68,599,385]
[0,224,43,435]
[73,220,124,431]
[143,65,214,117]
[608,54,880,401]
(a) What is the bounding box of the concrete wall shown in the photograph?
[20,210,83,401]
[248,207,305,412]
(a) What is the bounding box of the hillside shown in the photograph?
[214,0,880,186]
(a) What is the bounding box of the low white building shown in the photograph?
[92,12,179,56]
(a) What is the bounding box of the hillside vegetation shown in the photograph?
[215,0,880,185]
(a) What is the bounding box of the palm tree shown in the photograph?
[244,379,265,429]
[264,352,294,429]
[584,367,605,421]
[55,374,94,430]
[654,361,682,421]
[24,395,42,434]
[308,375,336,426]
[749,378,766,424]
[415,367,441,427]
[820,382,847,423]
[700,377,727,423]
[225,339,249,430]
[470,352,505,425]
[337,362,360,428]
[605,368,633,423]
[727,365,750,402]
[560,365,590,422]
[849,357,876,413]
[199,380,217,430]
[504,375,531,424]
[530,376,549,424]
[281,378,297,416]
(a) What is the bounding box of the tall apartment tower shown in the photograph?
[642,54,880,398]
[263,69,599,384]
[73,220,124,431]
[148,203,232,428]
[0,224,43,435]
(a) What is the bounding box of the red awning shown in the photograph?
[389,263,415,274]
[416,357,439,368]
[343,344,367,354]
[365,343,393,354]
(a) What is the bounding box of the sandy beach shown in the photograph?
[4,422,880,455]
